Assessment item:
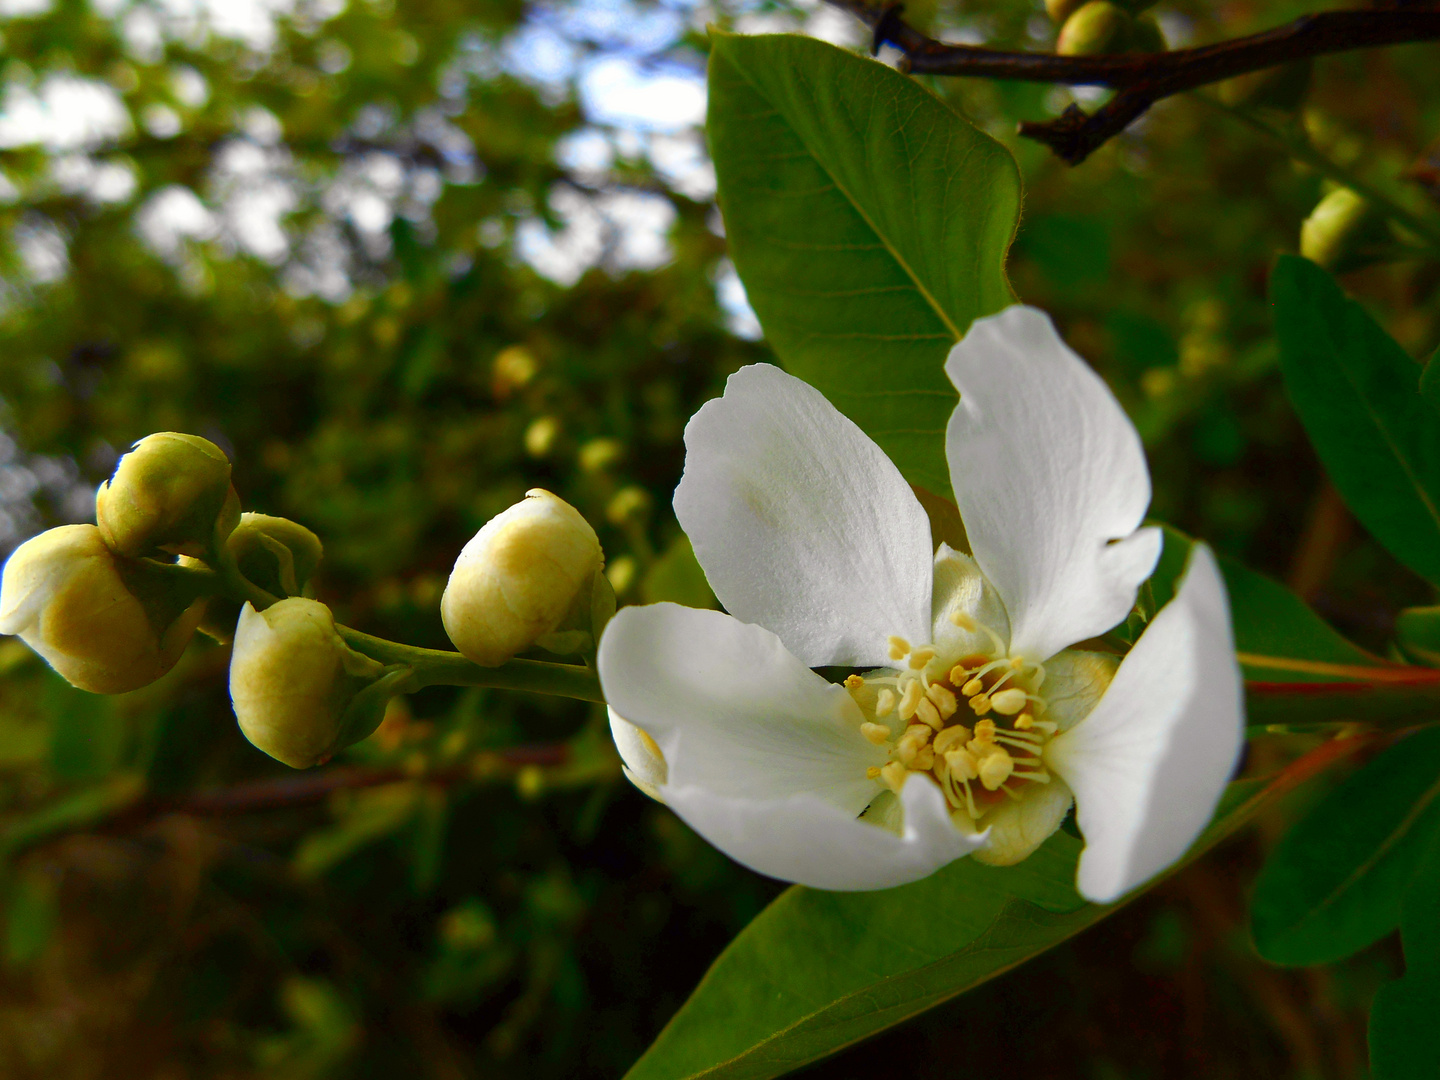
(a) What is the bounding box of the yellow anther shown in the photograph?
[915,698,942,730]
[897,680,923,721]
[945,748,979,781]
[949,665,969,685]
[896,734,923,765]
[844,674,865,691]
[932,725,971,755]
[990,688,1028,715]
[907,646,937,669]
[860,722,891,745]
[880,761,908,793]
[979,748,1015,791]
[875,688,896,717]
[912,745,935,771]
[904,723,934,745]
[887,636,911,661]
[961,678,984,698]
[866,766,883,780]
[968,693,992,716]
[973,719,997,741]
[1014,713,1034,730]
[950,611,976,631]
[1010,657,1025,670]
[926,684,958,719]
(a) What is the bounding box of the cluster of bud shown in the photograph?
[3,428,614,773]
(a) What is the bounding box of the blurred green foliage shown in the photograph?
[0,0,1437,1076]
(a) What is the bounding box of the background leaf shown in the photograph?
[1272,255,1440,587]
[707,32,1020,497]
[1251,726,1440,966]
[1369,826,1440,1078]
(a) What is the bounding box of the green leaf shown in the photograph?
[707,32,1020,497]
[1369,812,1440,1078]
[1272,255,1440,587]
[624,761,1331,1080]
[1251,726,1440,966]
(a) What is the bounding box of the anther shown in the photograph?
[990,688,1028,715]
[945,748,980,781]
[915,698,942,730]
[866,766,883,780]
[904,723,934,744]
[1014,713,1034,730]
[912,745,935,771]
[880,761,908,793]
[961,678,984,697]
[926,684,958,719]
[979,749,1015,791]
[950,611,976,631]
[875,689,896,717]
[887,636,911,661]
[973,719,997,742]
[907,646,936,669]
[932,726,971,755]
[968,693,992,716]
[860,722,891,745]
[897,680,924,720]
[845,674,865,691]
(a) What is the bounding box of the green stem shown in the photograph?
[335,626,605,704]
[1208,98,1440,252]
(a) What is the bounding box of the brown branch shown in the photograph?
[826,0,1440,163]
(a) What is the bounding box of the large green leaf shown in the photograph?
[623,739,1364,1080]
[707,32,1020,497]
[1273,255,1440,588]
[1251,726,1440,966]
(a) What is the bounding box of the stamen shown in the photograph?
[912,745,935,771]
[932,725,971,754]
[968,693,993,716]
[896,733,924,765]
[860,722,891,745]
[908,646,937,669]
[1012,768,1051,783]
[949,611,976,631]
[926,684,958,719]
[979,749,1015,791]
[844,674,865,692]
[915,698,942,730]
[944,748,980,781]
[903,723,934,745]
[961,678,985,698]
[866,766,882,780]
[887,636,911,661]
[1014,713,1034,730]
[990,688,1028,715]
[875,689,896,717]
[972,719,997,743]
[897,679,924,721]
[880,761,908,793]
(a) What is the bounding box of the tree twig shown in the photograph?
[824,0,1440,163]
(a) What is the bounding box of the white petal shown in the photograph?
[597,602,986,889]
[944,307,1161,661]
[674,363,933,668]
[663,773,988,890]
[1044,544,1243,904]
[608,706,667,802]
[598,603,882,806]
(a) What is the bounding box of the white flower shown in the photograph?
[597,306,1243,903]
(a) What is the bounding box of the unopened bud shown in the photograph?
[97,433,240,556]
[524,417,560,458]
[606,485,652,526]
[441,489,603,667]
[228,513,323,597]
[229,598,387,768]
[1300,187,1385,272]
[0,525,203,693]
[1056,1,1133,56]
[492,345,538,399]
[578,438,625,474]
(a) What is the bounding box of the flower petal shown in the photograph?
[664,775,987,890]
[944,307,1161,661]
[597,602,986,888]
[598,602,883,806]
[674,363,933,668]
[1044,544,1243,904]
[608,706,667,802]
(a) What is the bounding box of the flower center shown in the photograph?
[846,611,1057,823]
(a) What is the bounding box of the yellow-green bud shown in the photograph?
[97,433,240,557]
[1046,0,1087,25]
[441,489,603,667]
[229,598,386,769]
[606,485,652,526]
[1300,187,1384,272]
[1056,1,1133,56]
[229,513,323,598]
[0,524,203,693]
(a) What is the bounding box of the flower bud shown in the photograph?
[1300,187,1386,272]
[229,598,387,769]
[97,433,240,557]
[229,513,324,597]
[441,489,603,667]
[1056,1,1133,55]
[0,525,203,693]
